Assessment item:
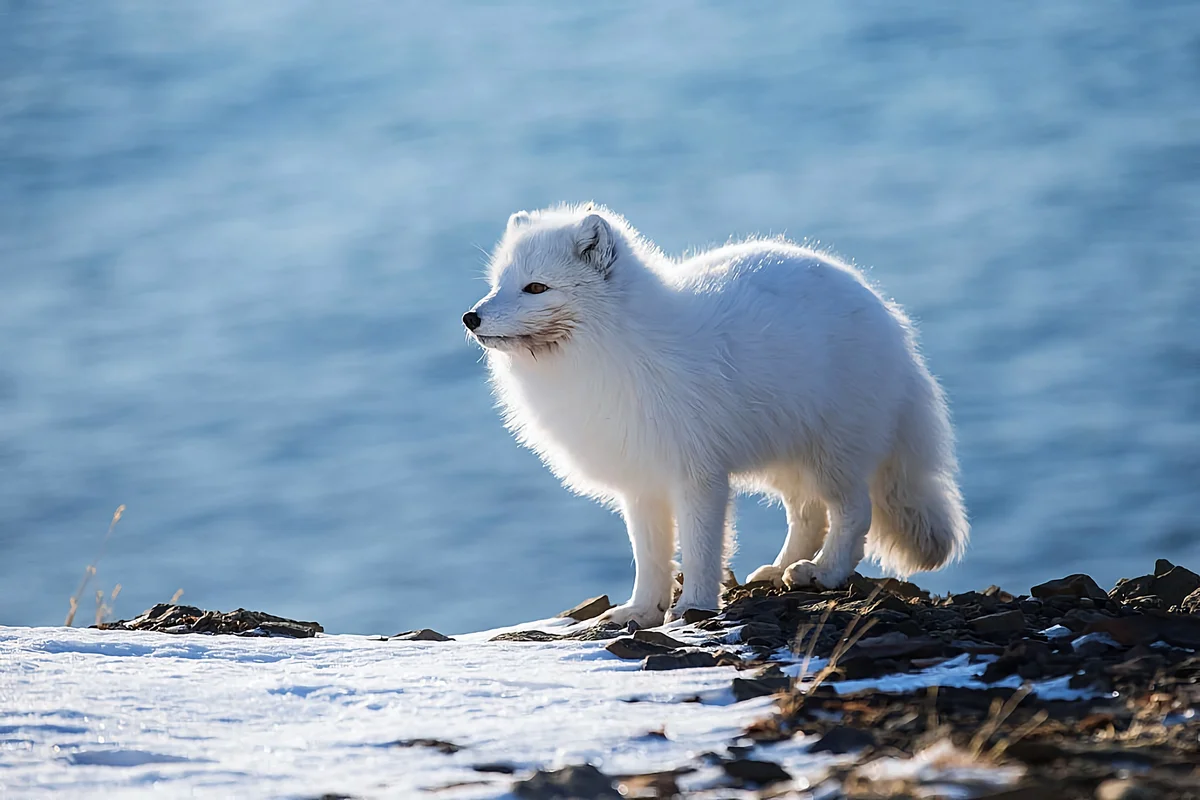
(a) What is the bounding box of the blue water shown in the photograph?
[2,3,1198,634]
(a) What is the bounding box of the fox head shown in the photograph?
[464,206,626,356]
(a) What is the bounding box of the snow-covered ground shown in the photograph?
[1,619,1041,799]
[0,619,789,798]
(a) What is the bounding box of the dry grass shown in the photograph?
[65,505,125,626]
[780,584,884,715]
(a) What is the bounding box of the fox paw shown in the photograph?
[746,564,786,586]
[598,602,667,629]
[782,559,849,590]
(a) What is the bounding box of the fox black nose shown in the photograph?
[462,311,482,331]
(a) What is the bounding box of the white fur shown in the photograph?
[466,204,968,627]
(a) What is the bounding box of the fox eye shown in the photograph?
[523,282,549,294]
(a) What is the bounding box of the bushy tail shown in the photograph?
[867,367,969,576]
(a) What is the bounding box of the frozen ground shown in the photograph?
[0,618,779,798]
[1,618,1032,799]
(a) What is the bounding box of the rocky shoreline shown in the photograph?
[94,561,1200,799]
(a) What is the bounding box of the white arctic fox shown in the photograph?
[464,204,968,628]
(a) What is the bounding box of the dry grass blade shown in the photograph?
[65,505,125,626]
[93,584,122,626]
[795,600,837,683]
[169,588,185,605]
[987,708,1049,761]
[805,616,879,696]
[792,584,885,700]
[970,684,1033,757]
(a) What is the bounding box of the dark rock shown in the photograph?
[1152,612,1200,649]
[1110,574,1157,603]
[390,738,463,754]
[557,595,612,622]
[473,763,516,774]
[1061,608,1111,632]
[95,604,323,638]
[490,630,563,642]
[847,633,945,660]
[970,609,1026,634]
[808,725,876,754]
[721,757,791,786]
[731,620,784,644]
[1085,612,1200,649]
[681,608,717,624]
[1031,574,1109,603]
[1153,566,1200,608]
[391,628,453,642]
[914,608,964,630]
[513,764,620,799]
[1154,558,1175,577]
[981,657,1021,683]
[731,675,791,701]
[605,637,673,660]
[1071,632,1123,657]
[631,629,689,649]
[641,650,717,670]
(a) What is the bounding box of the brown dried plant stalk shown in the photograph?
[65,505,125,626]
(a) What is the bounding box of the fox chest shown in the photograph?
[500,367,675,484]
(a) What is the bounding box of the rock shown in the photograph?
[1095,778,1161,800]
[631,629,689,649]
[557,595,612,622]
[615,770,687,798]
[1154,558,1175,577]
[730,620,785,645]
[513,764,620,799]
[473,763,516,774]
[1110,574,1157,603]
[390,738,462,754]
[1085,612,1200,649]
[1182,588,1200,614]
[641,650,717,670]
[731,675,791,701]
[391,629,453,642]
[721,758,791,786]
[1152,612,1200,649]
[847,634,945,660]
[95,604,323,638]
[1031,574,1109,603]
[1071,632,1123,657]
[1152,565,1200,608]
[970,609,1026,635]
[605,637,673,660]
[681,608,717,624]
[808,725,876,754]
[983,584,1016,603]
[490,630,561,642]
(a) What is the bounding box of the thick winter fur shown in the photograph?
[465,204,968,627]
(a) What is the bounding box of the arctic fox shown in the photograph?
[464,204,967,628]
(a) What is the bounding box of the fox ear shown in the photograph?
[574,213,616,275]
[507,211,532,232]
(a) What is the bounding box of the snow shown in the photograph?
[777,651,1105,702]
[1,619,1036,798]
[0,621,785,798]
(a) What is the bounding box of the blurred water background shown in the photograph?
[2,2,1198,634]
